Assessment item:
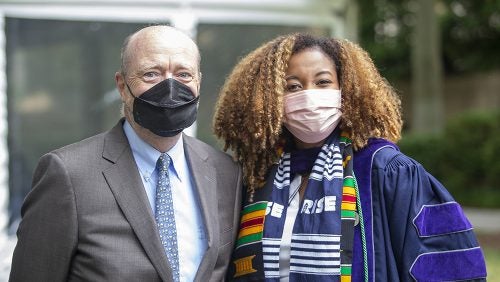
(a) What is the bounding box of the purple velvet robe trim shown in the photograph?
[352,139,396,282]
[410,247,487,281]
[413,202,473,237]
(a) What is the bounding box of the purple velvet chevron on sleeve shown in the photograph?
[413,202,473,237]
[410,247,487,281]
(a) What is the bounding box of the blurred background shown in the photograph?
[0,0,498,280]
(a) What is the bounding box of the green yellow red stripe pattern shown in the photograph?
[341,265,352,282]
[341,133,356,282]
[236,201,267,248]
[342,178,357,213]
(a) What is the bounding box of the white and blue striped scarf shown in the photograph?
[262,132,346,281]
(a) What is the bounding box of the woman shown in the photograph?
[214,34,486,281]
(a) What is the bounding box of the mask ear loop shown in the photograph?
[125,83,138,99]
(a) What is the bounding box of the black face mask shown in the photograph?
[126,78,199,137]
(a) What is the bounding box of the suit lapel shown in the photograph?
[101,121,173,282]
[183,135,220,281]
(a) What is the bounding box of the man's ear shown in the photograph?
[115,72,127,101]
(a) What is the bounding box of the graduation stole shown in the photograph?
[229,132,357,281]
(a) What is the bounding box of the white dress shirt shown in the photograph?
[123,121,207,282]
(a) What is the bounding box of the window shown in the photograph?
[6,18,146,230]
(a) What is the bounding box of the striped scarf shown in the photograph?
[230,131,357,281]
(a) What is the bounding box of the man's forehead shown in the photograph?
[135,52,198,69]
[124,27,200,67]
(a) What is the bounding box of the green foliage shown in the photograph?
[399,111,500,207]
[359,0,500,79]
[359,0,412,80]
[441,0,500,74]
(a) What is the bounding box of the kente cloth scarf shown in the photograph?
[262,132,356,281]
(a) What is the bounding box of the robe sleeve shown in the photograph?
[371,148,487,281]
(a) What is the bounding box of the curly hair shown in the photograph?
[213,33,402,195]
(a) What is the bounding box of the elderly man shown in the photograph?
[9,25,242,282]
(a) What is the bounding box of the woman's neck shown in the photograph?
[294,138,325,149]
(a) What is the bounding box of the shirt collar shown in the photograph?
[123,120,185,182]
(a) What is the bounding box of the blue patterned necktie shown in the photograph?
[155,153,180,281]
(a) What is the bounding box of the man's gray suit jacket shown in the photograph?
[9,119,242,282]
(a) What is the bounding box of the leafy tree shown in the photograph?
[359,0,500,79]
[441,0,500,74]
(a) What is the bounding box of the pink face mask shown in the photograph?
[283,89,342,144]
